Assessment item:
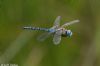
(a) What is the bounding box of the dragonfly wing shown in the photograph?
[53,30,62,45]
[61,20,80,28]
[37,32,52,41]
[37,26,56,42]
[37,16,61,42]
[53,16,61,28]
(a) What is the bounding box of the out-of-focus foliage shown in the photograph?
[0,0,100,66]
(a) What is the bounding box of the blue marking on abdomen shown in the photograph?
[48,29,55,33]
[23,27,50,32]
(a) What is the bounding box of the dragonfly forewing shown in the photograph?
[61,20,80,27]
[53,16,61,28]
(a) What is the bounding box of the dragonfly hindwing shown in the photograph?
[53,30,62,45]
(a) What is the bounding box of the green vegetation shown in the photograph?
[0,0,100,66]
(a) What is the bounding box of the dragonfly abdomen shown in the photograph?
[23,27,49,31]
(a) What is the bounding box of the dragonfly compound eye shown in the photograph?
[66,30,72,37]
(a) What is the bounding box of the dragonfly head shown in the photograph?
[66,30,73,37]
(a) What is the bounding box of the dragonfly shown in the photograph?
[23,16,80,45]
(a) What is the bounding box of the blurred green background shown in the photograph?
[0,0,100,66]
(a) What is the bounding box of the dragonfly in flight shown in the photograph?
[23,16,80,45]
